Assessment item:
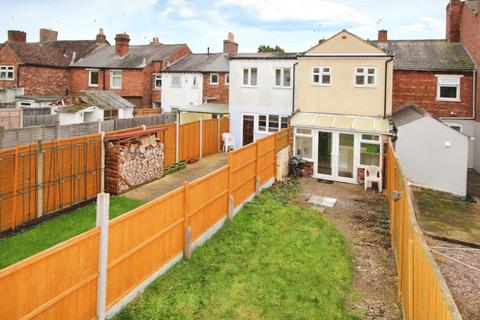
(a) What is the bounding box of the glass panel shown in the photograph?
[275,69,281,86]
[251,68,258,86]
[313,74,320,83]
[368,75,375,84]
[338,134,354,178]
[90,71,98,85]
[283,68,291,87]
[323,67,330,73]
[322,75,330,84]
[280,117,288,128]
[368,68,375,74]
[243,115,255,145]
[243,69,249,85]
[356,75,364,85]
[361,134,379,141]
[296,128,311,135]
[258,115,267,131]
[318,132,332,175]
[268,115,279,132]
[295,136,312,159]
[360,143,380,166]
[440,86,458,98]
[313,67,320,73]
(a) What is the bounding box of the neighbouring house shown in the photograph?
[0,28,107,96]
[54,90,134,125]
[393,106,469,196]
[69,34,191,109]
[229,52,297,147]
[290,30,393,184]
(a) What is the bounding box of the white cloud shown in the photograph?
[397,17,444,37]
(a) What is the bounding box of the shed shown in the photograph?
[392,106,469,196]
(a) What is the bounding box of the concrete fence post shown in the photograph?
[96,193,110,320]
[199,119,203,160]
[183,182,192,259]
[228,195,234,220]
[217,116,221,152]
[100,132,106,193]
[36,140,43,218]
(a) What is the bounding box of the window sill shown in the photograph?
[436,98,461,103]
[210,83,220,86]
[0,79,15,81]
[273,86,292,89]
[311,83,331,87]
[354,85,377,89]
[88,85,99,88]
[241,85,259,89]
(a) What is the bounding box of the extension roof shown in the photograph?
[56,90,135,113]
[163,53,229,73]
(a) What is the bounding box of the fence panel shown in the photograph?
[151,123,177,166]
[275,128,289,151]
[23,114,58,127]
[0,109,21,129]
[386,143,461,320]
[106,188,185,309]
[202,119,219,157]
[229,143,257,207]
[187,166,229,241]
[256,134,276,185]
[0,228,100,320]
[179,121,200,161]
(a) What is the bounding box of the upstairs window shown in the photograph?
[225,73,230,85]
[88,69,99,87]
[210,73,219,85]
[243,68,258,86]
[0,66,14,81]
[355,67,376,87]
[171,75,181,87]
[437,75,461,102]
[192,76,198,88]
[154,74,162,89]
[312,66,331,85]
[274,68,291,88]
[110,70,122,89]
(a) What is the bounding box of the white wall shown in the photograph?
[229,59,296,148]
[118,108,134,119]
[59,111,84,125]
[161,73,203,112]
[396,117,469,196]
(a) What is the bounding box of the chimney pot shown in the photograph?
[223,32,238,54]
[150,37,159,45]
[39,28,58,43]
[7,30,26,43]
[96,28,107,44]
[115,33,130,56]
[378,29,388,43]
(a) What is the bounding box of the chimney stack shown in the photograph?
[7,30,26,43]
[446,0,462,43]
[96,28,107,44]
[378,30,388,43]
[39,28,58,43]
[223,32,238,54]
[115,33,130,57]
[150,37,159,45]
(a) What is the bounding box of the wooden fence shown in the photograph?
[0,128,290,320]
[386,143,461,320]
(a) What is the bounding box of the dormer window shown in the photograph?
[355,67,376,87]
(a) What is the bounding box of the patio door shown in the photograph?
[242,115,254,146]
[315,131,356,183]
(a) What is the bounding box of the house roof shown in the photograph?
[163,53,229,73]
[177,103,228,114]
[6,40,102,67]
[71,44,188,68]
[391,106,427,127]
[56,90,135,113]
[375,40,475,72]
[230,52,298,60]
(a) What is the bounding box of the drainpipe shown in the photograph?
[102,69,106,90]
[384,56,394,119]
[439,69,476,121]
[292,62,298,114]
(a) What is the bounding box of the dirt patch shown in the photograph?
[427,238,480,320]
[295,178,401,320]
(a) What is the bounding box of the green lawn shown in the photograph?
[0,196,145,269]
[115,182,357,320]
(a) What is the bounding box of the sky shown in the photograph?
[0,0,448,53]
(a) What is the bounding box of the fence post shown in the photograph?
[11,142,19,230]
[96,192,110,320]
[408,224,414,320]
[0,126,4,150]
[36,140,43,218]
[217,117,221,152]
[227,152,234,220]
[199,119,203,160]
[100,132,105,193]
[183,181,192,259]
[255,142,261,195]
[175,122,179,163]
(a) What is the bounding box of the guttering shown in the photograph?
[384,56,394,119]
[439,69,476,121]
[292,62,298,114]
[301,53,395,58]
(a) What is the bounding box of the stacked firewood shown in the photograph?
[106,134,164,194]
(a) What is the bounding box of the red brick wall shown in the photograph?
[19,65,69,96]
[392,70,474,118]
[446,0,463,42]
[203,72,229,104]
[0,44,20,90]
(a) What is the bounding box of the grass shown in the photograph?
[413,187,480,243]
[0,196,145,269]
[114,182,357,320]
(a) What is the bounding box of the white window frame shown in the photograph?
[312,66,331,86]
[110,70,122,89]
[242,67,258,87]
[0,66,14,81]
[87,69,99,87]
[274,67,292,88]
[445,122,463,133]
[294,128,313,161]
[171,75,181,87]
[225,73,230,85]
[256,114,288,133]
[359,134,382,168]
[436,75,461,102]
[153,74,162,90]
[192,75,199,88]
[210,73,219,85]
[355,67,377,87]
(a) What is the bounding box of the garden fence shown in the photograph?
[0,128,290,320]
[386,143,462,320]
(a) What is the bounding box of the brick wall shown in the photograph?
[19,65,69,96]
[392,70,474,118]
[203,72,229,104]
[0,44,19,91]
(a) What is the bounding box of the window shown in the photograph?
[210,73,219,85]
[355,67,376,87]
[87,69,99,87]
[110,70,122,89]
[360,134,381,166]
[258,115,267,131]
[225,73,230,85]
[312,66,331,85]
[0,66,14,81]
[437,75,461,102]
[192,76,198,88]
[257,114,288,132]
[446,123,463,133]
[294,128,313,160]
[154,74,162,89]
[242,68,258,86]
[171,75,181,87]
[104,110,119,120]
[268,115,279,132]
[274,68,291,87]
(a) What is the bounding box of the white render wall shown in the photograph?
[441,119,480,172]
[395,117,469,196]
[161,73,203,112]
[229,58,296,148]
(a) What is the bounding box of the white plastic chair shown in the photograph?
[222,133,235,152]
[364,166,382,192]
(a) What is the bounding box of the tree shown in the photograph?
[258,44,285,53]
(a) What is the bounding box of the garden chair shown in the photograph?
[222,133,235,152]
[364,166,382,192]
